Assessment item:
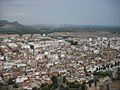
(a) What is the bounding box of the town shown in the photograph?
[0,31,120,90]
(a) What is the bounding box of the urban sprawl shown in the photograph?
[0,31,120,90]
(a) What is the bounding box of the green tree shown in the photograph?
[8,78,15,85]
[13,83,19,88]
[51,75,58,89]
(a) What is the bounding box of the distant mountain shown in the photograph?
[0,20,40,34]
[0,20,28,29]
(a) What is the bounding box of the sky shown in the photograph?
[0,0,120,26]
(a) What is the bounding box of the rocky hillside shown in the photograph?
[0,20,39,34]
[0,20,28,29]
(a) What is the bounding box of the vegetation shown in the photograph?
[32,87,41,90]
[13,83,19,88]
[93,71,112,78]
[7,78,15,85]
[40,82,53,90]
[0,28,40,35]
[67,40,78,45]
[67,81,80,88]
[51,75,58,89]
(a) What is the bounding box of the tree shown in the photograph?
[67,81,80,88]
[69,40,78,45]
[51,75,58,89]
[41,83,49,90]
[13,83,19,88]
[8,78,15,85]
[81,81,87,90]
[32,87,40,90]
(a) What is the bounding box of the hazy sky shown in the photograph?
[0,0,120,26]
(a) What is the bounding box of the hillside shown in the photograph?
[0,20,39,34]
[0,20,27,29]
